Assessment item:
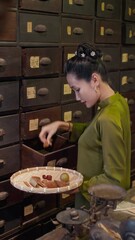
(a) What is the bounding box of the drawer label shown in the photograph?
[122,76,128,85]
[27,87,36,99]
[62,193,70,199]
[24,204,34,216]
[128,8,132,16]
[27,22,33,33]
[101,2,105,11]
[100,26,105,36]
[30,56,40,68]
[64,111,72,122]
[67,26,72,35]
[122,53,128,63]
[64,84,72,95]
[69,0,73,4]
[129,30,133,38]
[29,119,39,131]
[67,53,75,60]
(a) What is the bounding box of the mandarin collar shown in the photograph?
[97,92,119,110]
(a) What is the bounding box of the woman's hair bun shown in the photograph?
[75,43,102,61]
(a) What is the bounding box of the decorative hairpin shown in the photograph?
[75,51,77,56]
[90,51,96,57]
[81,53,86,58]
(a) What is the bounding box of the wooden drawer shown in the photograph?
[122,92,135,113]
[120,47,135,70]
[131,113,135,133]
[0,47,21,78]
[22,47,61,77]
[62,0,95,16]
[107,71,120,92]
[0,180,23,208]
[0,81,19,113]
[10,0,17,8]
[95,20,121,43]
[61,77,76,104]
[11,224,42,240]
[21,78,61,109]
[19,0,61,13]
[123,0,135,21]
[120,70,135,93]
[63,46,76,73]
[22,142,77,170]
[58,193,75,208]
[62,17,93,44]
[0,204,21,236]
[19,13,60,43]
[21,106,61,140]
[61,102,93,123]
[0,114,19,147]
[97,46,120,71]
[0,144,20,178]
[96,0,122,19]
[0,11,17,42]
[123,23,135,45]
[22,194,57,224]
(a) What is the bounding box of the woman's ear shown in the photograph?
[90,73,100,88]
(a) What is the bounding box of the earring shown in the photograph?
[94,87,98,93]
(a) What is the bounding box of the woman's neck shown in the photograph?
[99,82,115,102]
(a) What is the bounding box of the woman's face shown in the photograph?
[66,73,100,108]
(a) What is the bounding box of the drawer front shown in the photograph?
[21,106,61,140]
[131,113,135,133]
[107,71,120,92]
[22,143,77,170]
[124,0,135,21]
[11,224,42,240]
[63,46,76,73]
[0,114,19,147]
[0,47,21,78]
[123,23,135,45]
[19,0,61,13]
[120,47,135,70]
[62,18,93,44]
[0,180,23,208]
[122,92,135,113]
[22,194,57,224]
[22,47,61,77]
[96,0,122,19]
[97,46,120,71]
[120,70,135,92]
[0,204,21,236]
[21,78,61,108]
[0,81,19,113]
[58,193,75,208]
[0,144,20,178]
[95,20,121,43]
[20,13,60,43]
[61,102,93,123]
[61,77,76,104]
[0,11,17,42]
[62,0,95,16]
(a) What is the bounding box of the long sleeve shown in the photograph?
[69,122,89,143]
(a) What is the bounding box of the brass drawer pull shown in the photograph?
[40,57,52,66]
[105,28,114,36]
[128,99,135,105]
[74,0,84,6]
[73,27,84,35]
[102,54,112,62]
[0,94,4,103]
[39,118,51,127]
[127,77,134,84]
[128,54,135,61]
[0,159,5,168]
[132,8,135,15]
[106,4,114,11]
[37,88,49,96]
[73,110,82,118]
[0,220,5,228]
[0,192,9,201]
[56,157,68,167]
[34,200,46,210]
[0,129,5,137]
[0,58,6,67]
[34,24,47,33]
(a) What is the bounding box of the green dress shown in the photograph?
[70,92,131,208]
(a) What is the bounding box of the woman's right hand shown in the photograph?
[39,121,60,147]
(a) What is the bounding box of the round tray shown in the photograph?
[10,166,83,194]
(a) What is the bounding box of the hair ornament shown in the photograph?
[75,51,77,56]
[81,53,86,58]
[90,51,96,57]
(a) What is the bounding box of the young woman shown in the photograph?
[39,43,131,208]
